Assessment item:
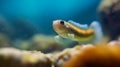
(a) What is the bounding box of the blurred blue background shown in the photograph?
[0,0,101,40]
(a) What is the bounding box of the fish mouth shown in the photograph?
[53,20,61,30]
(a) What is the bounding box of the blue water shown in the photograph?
[0,0,101,40]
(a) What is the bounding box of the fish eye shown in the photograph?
[59,20,64,25]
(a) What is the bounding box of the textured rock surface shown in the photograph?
[98,0,120,40]
[0,40,120,67]
[63,40,120,67]
[0,48,54,67]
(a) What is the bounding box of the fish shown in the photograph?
[53,20,103,44]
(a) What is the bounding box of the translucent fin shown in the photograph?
[54,35,64,44]
[68,20,88,29]
[89,21,103,44]
[54,35,76,47]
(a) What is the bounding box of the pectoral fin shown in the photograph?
[54,35,75,46]
[54,35,64,44]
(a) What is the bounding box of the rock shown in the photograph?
[63,41,120,67]
[98,0,120,40]
[0,48,54,67]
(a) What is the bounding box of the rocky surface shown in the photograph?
[0,39,120,67]
[98,0,120,40]
[0,48,54,67]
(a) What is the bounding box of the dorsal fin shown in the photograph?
[68,20,88,30]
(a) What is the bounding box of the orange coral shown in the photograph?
[63,45,120,67]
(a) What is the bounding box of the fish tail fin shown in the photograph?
[90,21,103,44]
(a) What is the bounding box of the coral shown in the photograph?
[14,34,64,53]
[54,45,82,67]
[0,33,11,47]
[29,34,64,53]
[0,40,120,67]
[98,0,120,40]
[0,48,54,67]
[63,40,120,67]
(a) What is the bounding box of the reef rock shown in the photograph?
[0,48,55,67]
[98,0,120,40]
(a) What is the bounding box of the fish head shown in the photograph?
[53,20,70,38]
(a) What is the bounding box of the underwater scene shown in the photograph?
[0,0,120,67]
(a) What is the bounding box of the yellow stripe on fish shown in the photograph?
[53,20,103,44]
[65,22,94,36]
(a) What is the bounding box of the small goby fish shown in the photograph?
[53,20,103,44]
